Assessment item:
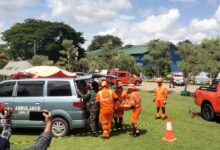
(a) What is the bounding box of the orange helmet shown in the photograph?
[157,78,163,83]
[128,83,136,90]
[117,81,123,87]
[100,80,108,87]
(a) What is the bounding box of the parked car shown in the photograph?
[173,72,185,86]
[194,79,220,121]
[106,70,142,86]
[0,74,113,137]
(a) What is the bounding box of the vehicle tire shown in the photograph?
[201,103,215,121]
[135,81,141,86]
[52,118,69,137]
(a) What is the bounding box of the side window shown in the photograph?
[47,81,72,96]
[0,82,15,97]
[208,82,218,92]
[17,81,44,97]
[118,73,126,77]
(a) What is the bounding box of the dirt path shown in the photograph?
[136,82,200,93]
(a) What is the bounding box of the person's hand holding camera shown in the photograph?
[42,110,52,133]
[1,107,12,119]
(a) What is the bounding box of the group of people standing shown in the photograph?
[82,77,168,139]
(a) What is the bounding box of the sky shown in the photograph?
[0,0,220,48]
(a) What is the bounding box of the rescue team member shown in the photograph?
[81,84,99,137]
[96,80,118,139]
[153,78,168,119]
[114,81,127,129]
[127,84,141,137]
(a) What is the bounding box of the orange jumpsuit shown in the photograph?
[114,89,127,118]
[154,85,167,118]
[154,85,167,107]
[128,91,141,128]
[96,87,118,138]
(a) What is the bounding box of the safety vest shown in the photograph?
[154,85,167,101]
[99,90,113,102]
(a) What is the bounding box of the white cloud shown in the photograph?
[96,6,220,46]
[190,18,218,31]
[214,5,220,21]
[133,9,180,33]
[45,0,133,26]
[97,8,183,45]
[0,0,37,22]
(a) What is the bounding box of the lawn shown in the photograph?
[10,91,220,150]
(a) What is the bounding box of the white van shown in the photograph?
[173,72,185,86]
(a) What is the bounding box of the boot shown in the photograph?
[155,113,161,119]
[91,131,99,137]
[132,127,138,137]
[114,118,119,129]
[118,118,123,129]
[135,129,140,136]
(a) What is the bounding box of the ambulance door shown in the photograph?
[12,81,45,127]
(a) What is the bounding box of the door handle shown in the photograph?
[35,102,40,105]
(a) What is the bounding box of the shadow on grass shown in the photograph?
[11,123,148,138]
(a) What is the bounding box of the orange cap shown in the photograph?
[128,83,135,90]
[157,78,163,83]
[117,81,123,87]
[101,80,108,87]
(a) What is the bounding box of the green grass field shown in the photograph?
[11,91,220,150]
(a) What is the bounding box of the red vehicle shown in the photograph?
[194,79,220,121]
[106,70,142,86]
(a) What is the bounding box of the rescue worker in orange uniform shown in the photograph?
[96,80,118,139]
[114,81,127,129]
[127,83,141,137]
[153,78,168,120]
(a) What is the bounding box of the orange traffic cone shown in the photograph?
[162,117,176,142]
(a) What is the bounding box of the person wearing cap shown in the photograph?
[127,83,141,137]
[153,78,168,119]
[96,80,118,139]
[114,81,127,129]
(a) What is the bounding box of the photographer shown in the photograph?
[0,108,52,150]
[0,107,12,150]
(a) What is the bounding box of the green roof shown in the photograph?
[122,45,148,55]
[87,45,148,56]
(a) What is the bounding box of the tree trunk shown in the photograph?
[67,59,70,71]
[184,73,191,91]
[209,74,212,85]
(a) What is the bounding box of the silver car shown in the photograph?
[0,77,90,137]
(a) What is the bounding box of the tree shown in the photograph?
[88,35,123,51]
[29,55,54,66]
[76,56,102,73]
[57,39,78,71]
[176,40,201,91]
[199,37,220,83]
[2,19,85,61]
[142,39,172,77]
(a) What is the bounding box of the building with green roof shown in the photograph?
[87,45,149,67]
[87,44,182,72]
